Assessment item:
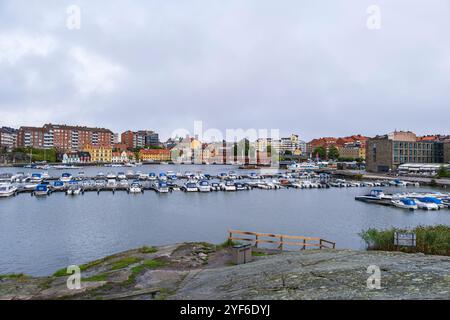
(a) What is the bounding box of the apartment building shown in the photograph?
[0,127,18,151]
[121,130,160,150]
[17,124,113,151]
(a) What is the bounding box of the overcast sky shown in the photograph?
[0,0,449,141]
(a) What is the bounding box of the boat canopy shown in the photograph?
[401,198,416,205]
[35,184,48,191]
[418,197,442,204]
[53,181,64,186]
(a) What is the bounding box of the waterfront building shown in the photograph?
[307,135,367,160]
[139,149,171,162]
[366,131,446,173]
[17,124,113,151]
[61,151,91,164]
[256,138,281,154]
[338,145,361,160]
[83,146,112,163]
[0,127,18,151]
[112,151,135,163]
[144,131,160,147]
[62,152,80,164]
[398,163,449,176]
[445,141,450,163]
[113,143,128,152]
[121,130,160,150]
[17,126,46,148]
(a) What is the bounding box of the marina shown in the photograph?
[1,165,450,276]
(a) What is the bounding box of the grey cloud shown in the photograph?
[0,0,449,140]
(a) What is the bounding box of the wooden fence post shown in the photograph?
[319,239,323,249]
[279,236,284,251]
[302,239,306,250]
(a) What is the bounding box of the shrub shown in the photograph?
[360,225,450,256]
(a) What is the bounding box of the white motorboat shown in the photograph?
[184,181,198,192]
[107,179,117,188]
[156,181,169,193]
[117,172,127,180]
[66,185,82,195]
[390,179,408,187]
[106,172,117,179]
[52,181,65,190]
[392,198,418,210]
[228,171,238,180]
[118,179,129,187]
[222,181,237,191]
[198,180,211,192]
[415,197,440,210]
[234,182,248,191]
[30,173,43,183]
[355,189,393,204]
[148,173,157,181]
[33,184,50,196]
[129,181,143,193]
[166,171,177,180]
[287,162,319,172]
[0,173,14,183]
[60,173,73,182]
[0,183,18,197]
[210,182,221,191]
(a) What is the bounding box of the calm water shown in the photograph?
[1,165,449,276]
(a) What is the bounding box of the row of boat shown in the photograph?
[355,190,450,211]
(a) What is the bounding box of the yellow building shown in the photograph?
[83,146,113,163]
[139,149,171,162]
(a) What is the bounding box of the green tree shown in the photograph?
[313,146,326,160]
[437,165,449,178]
[327,145,340,160]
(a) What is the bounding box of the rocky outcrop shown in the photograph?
[1,243,449,300]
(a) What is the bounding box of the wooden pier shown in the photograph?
[228,229,336,251]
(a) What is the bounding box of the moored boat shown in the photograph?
[392,198,418,210]
[198,180,211,192]
[60,172,73,183]
[129,181,143,193]
[33,184,50,196]
[0,183,18,198]
[222,181,237,191]
[184,181,198,192]
[415,197,440,210]
[355,189,393,205]
[156,181,169,193]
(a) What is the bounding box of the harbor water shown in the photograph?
[1,165,449,276]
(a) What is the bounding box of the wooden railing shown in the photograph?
[228,229,336,250]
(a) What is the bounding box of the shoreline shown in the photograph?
[1,243,449,300]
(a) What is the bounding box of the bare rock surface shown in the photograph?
[1,244,449,300]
